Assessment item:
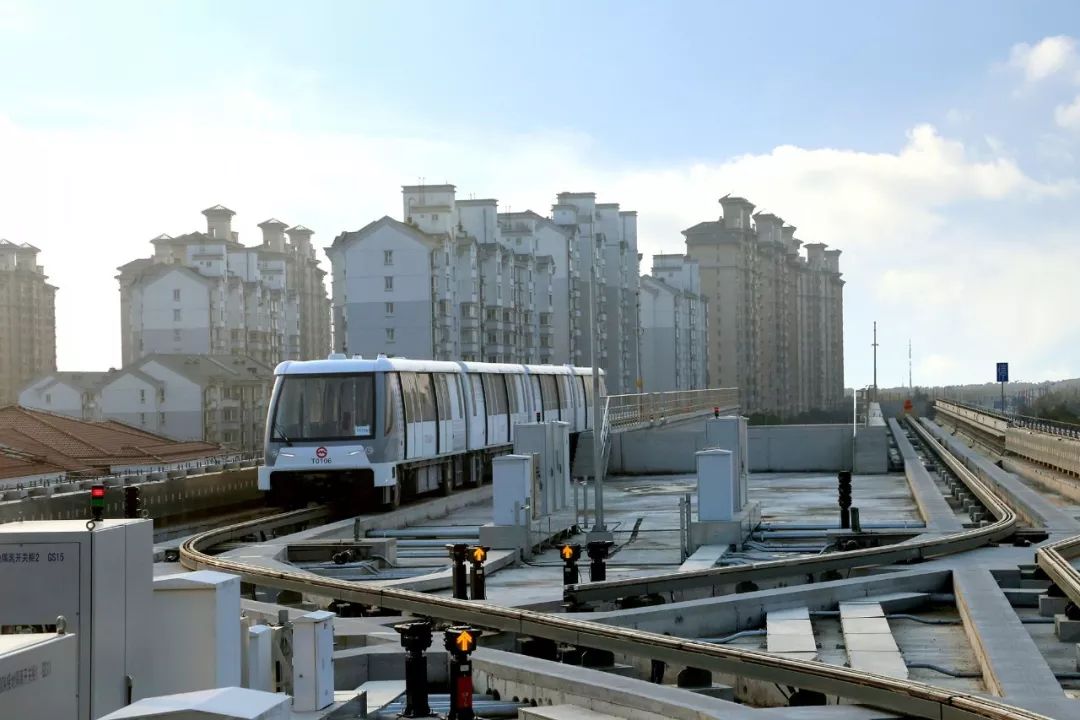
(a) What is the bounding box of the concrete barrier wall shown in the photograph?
[609,421,888,475]
[748,425,850,472]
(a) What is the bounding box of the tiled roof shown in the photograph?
[0,406,220,480]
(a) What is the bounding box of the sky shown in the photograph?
[1,0,1079,390]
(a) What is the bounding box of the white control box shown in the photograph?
[0,519,153,720]
[492,454,535,525]
[514,422,572,516]
[0,632,78,720]
[705,416,749,511]
[697,449,735,521]
[292,610,334,711]
[150,570,242,696]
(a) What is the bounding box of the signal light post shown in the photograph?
[444,626,480,720]
[124,485,142,519]
[447,544,469,600]
[394,620,434,718]
[468,546,488,601]
[561,544,581,586]
[90,485,106,523]
[587,540,613,582]
[838,471,852,530]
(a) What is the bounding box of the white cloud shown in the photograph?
[1009,35,1078,83]
[1055,94,1080,130]
[0,86,1076,388]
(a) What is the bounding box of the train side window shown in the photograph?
[400,372,418,425]
[384,373,399,435]
[469,373,482,416]
[530,375,542,413]
[505,374,519,414]
[433,373,450,422]
[539,375,557,411]
[484,375,505,415]
[416,373,436,422]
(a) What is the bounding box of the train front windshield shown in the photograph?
[270,373,376,441]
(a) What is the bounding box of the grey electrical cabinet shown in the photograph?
[0,519,153,720]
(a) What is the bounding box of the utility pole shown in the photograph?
[872,322,879,402]
[908,339,912,390]
[588,231,611,543]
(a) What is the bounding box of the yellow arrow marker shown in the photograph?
[472,548,486,563]
[455,630,474,652]
[561,546,573,560]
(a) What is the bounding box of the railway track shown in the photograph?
[178,415,1080,720]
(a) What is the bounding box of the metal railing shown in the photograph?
[603,387,740,435]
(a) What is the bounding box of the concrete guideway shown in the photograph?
[177,429,1066,720]
[888,418,965,533]
[563,416,1019,605]
[930,401,1080,612]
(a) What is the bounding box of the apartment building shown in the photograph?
[117,205,331,368]
[18,372,108,419]
[639,255,708,392]
[21,355,273,453]
[0,241,56,406]
[327,184,641,392]
[684,196,844,417]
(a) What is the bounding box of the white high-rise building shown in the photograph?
[684,195,844,417]
[117,205,331,368]
[639,255,708,392]
[327,184,641,391]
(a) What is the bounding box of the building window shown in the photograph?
[140,389,146,404]
[173,288,181,301]
[173,329,182,342]
[386,328,395,342]
[384,250,393,265]
[385,302,394,315]
[139,412,146,426]
[432,213,439,221]
[385,276,393,292]
[173,309,182,322]
[44,393,51,404]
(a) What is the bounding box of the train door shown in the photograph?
[446,373,467,452]
[414,373,437,457]
[510,374,529,430]
[557,373,571,423]
[432,373,451,455]
[579,375,590,430]
[484,374,509,444]
[384,372,405,459]
[400,372,421,459]
[466,373,486,449]
[529,374,543,420]
[567,374,584,432]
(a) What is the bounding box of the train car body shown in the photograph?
[258,354,605,506]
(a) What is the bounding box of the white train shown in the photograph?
[259,354,605,507]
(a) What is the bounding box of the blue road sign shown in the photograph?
[996,362,1009,383]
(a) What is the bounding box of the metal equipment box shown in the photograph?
[150,570,242,696]
[491,454,536,526]
[705,416,749,511]
[292,610,335,711]
[0,632,78,719]
[0,519,153,720]
[513,422,570,516]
